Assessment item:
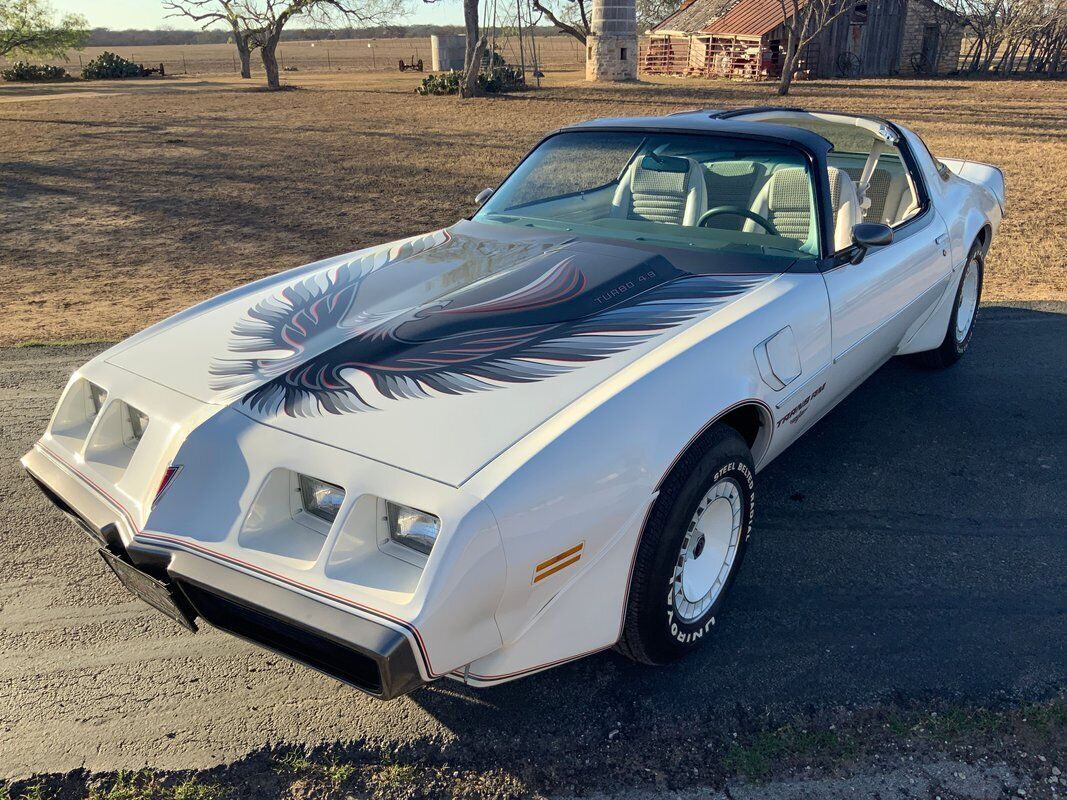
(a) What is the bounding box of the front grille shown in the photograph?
[177,581,383,694]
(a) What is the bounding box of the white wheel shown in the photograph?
[955,254,980,344]
[618,424,755,665]
[917,241,984,369]
[672,478,743,623]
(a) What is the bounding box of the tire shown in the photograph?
[618,424,755,665]
[916,241,984,368]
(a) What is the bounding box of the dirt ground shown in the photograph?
[1,70,1064,346]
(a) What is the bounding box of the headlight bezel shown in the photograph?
[382,500,440,559]
[297,473,346,525]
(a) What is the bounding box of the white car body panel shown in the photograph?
[23,109,1004,697]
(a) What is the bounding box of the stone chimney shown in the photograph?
[586,0,638,81]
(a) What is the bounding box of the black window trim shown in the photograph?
[473,126,832,265]
[823,119,936,270]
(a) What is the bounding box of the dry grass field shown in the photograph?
[1,68,1065,346]
[0,36,588,75]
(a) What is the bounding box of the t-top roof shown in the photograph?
[558,112,836,155]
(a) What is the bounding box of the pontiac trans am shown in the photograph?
[23,108,1005,699]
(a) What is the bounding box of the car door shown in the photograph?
[821,151,954,398]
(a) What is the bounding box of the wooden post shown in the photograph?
[327,48,331,69]
[515,0,526,81]
[232,53,236,72]
[183,54,188,74]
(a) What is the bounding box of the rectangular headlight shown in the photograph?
[123,404,149,447]
[298,474,345,524]
[386,502,439,556]
[87,381,107,418]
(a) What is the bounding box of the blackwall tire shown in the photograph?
[917,242,984,369]
[617,424,755,666]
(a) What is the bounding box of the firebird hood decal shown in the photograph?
[210,235,765,417]
[104,221,775,484]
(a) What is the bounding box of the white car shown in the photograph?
[23,108,1005,699]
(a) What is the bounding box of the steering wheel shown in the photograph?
[697,205,779,236]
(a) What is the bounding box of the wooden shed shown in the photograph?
[643,0,965,79]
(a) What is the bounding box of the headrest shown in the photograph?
[639,154,690,173]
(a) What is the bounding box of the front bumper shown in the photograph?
[23,445,426,700]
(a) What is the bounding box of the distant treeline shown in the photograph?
[85,25,565,47]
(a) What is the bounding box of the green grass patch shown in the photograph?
[1,782,54,800]
[922,706,1005,738]
[723,725,856,781]
[1016,697,1067,735]
[87,771,228,800]
[273,750,357,789]
[370,763,418,790]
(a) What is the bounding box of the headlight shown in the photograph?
[298,474,345,524]
[87,381,107,418]
[123,404,149,447]
[386,501,439,555]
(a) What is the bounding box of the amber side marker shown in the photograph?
[533,542,584,583]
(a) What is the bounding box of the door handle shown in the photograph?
[935,233,949,246]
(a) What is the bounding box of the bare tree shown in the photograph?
[951,0,1067,75]
[423,0,487,96]
[774,0,857,95]
[529,0,591,43]
[164,0,260,78]
[636,0,681,32]
[167,0,403,89]
[527,0,665,48]
[0,0,88,59]
[460,0,486,95]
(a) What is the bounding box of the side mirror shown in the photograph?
[474,187,494,206]
[850,222,893,264]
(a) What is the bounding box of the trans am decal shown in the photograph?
[212,235,765,417]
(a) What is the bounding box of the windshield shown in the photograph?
[475,130,820,262]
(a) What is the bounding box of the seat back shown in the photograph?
[746,166,860,252]
[844,165,892,224]
[827,166,862,251]
[611,155,707,226]
[701,161,767,230]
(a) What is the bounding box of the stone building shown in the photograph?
[586,0,639,81]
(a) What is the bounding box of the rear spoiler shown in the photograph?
[940,158,1006,216]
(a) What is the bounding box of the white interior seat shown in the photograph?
[745,166,861,252]
[701,161,767,230]
[611,155,707,226]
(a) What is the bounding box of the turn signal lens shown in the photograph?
[298,474,345,524]
[386,502,439,556]
[154,465,182,507]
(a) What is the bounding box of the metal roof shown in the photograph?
[702,0,789,37]
[651,0,738,35]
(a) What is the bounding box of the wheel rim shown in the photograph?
[672,478,743,623]
[955,257,980,343]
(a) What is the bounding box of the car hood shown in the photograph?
[106,220,773,486]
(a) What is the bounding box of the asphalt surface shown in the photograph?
[1,303,1064,779]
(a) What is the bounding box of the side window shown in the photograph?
[863,143,924,228]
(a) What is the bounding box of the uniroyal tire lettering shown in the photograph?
[665,460,751,644]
